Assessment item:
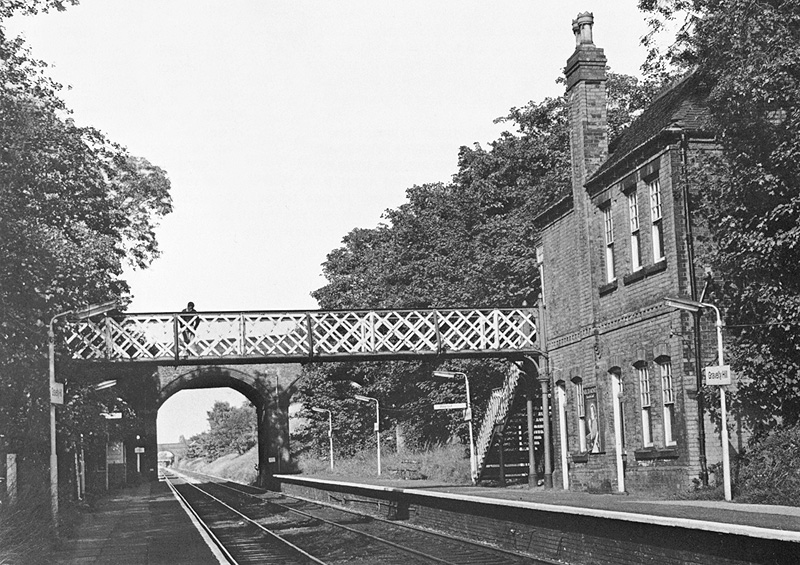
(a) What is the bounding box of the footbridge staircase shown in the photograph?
[474,366,544,483]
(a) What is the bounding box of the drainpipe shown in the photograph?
[537,296,553,488]
[672,128,709,487]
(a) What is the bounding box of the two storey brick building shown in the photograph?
[536,13,724,493]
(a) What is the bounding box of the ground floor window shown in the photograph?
[574,378,587,452]
[637,363,653,447]
[659,359,676,446]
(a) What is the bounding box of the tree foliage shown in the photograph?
[187,401,257,460]
[0,11,172,461]
[640,0,800,432]
[298,73,655,459]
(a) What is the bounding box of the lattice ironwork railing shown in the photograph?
[64,308,537,363]
[474,364,522,480]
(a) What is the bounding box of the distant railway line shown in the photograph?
[160,468,555,565]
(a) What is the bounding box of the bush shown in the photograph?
[296,442,471,484]
[0,482,54,564]
[735,423,800,506]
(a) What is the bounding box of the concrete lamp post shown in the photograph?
[49,299,119,527]
[664,296,732,501]
[433,370,476,483]
[311,407,334,471]
[354,394,381,475]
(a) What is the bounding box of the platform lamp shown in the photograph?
[664,296,731,501]
[311,407,334,471]
[354,394,381,475]
[433,371,476,483]
[49,299,120,528]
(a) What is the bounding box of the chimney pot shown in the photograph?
[575,11,594,45]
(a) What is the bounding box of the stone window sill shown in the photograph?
[633,447,679,461]
[599,279,618,297]
[623,259,667,286]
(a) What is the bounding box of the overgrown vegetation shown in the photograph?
[0,484,52,565]
[640,0,800,436]
[1,0,172,465]
[735,423,800,505]
[184,401,258,461]
[0,0,172,556]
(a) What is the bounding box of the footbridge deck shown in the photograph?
[65,308,539,365]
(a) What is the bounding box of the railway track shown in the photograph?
[161,468,553,565]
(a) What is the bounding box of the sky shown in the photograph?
[7,1,650,443]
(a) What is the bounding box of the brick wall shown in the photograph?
[279,477,799,564]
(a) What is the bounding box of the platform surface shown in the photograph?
[51,480,221,565]
[279,474,800,540]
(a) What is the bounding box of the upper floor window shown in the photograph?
[628,191,642,271]
[649,178,665,262]
[659,359,676,446]
[603,205,615,282]
[536,245,545,299]
[637,363,653,448]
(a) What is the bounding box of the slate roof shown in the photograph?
[587,71,710,188]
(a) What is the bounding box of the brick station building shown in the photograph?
[535,13,729,494]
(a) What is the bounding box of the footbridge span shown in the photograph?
[61,307,543,487]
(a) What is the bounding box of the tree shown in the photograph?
[299,73,657,458]
[639,0,800,433]
[0,15,172,463]
[187,401,257,460]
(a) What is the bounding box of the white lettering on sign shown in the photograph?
[705,365,732,386]
[50,383,64,405]
[434,402,468,410]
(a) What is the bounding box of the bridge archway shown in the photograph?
[156,364,301,486]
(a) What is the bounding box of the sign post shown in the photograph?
[705,363,732,500]
[665,297,732,501]
[134,447,144,473]
[432,370,477,483]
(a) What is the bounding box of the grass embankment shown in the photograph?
[176,448,259,484]
[175,443,472,485]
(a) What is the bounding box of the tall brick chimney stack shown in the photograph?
[565,12,608,189]
[564,12,608,333]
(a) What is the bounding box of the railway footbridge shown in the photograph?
[59,306,545,487]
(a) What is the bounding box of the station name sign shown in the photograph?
[704,365,732,386]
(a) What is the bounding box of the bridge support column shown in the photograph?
[258,379,291,490]
[256,404,271,488]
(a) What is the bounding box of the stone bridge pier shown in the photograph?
[154,364,302,487]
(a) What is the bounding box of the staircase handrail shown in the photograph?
[474,366,521,479]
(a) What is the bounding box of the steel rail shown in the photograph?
[175,471,459,565]
[162,472,239,565]
[163,471,328,565]
[177,468,557,565]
